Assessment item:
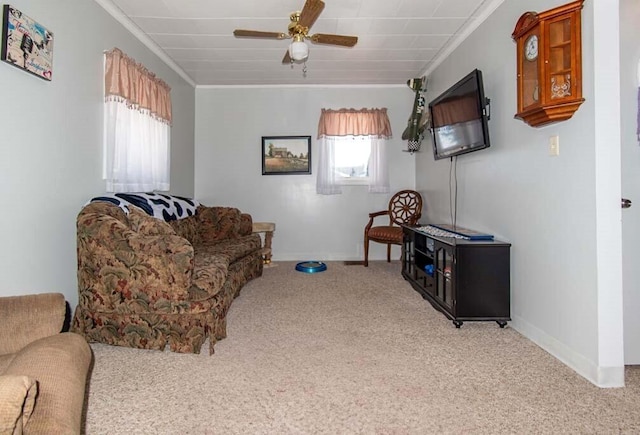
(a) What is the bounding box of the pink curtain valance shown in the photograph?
[104,48,172,125]
[317,108,392,139]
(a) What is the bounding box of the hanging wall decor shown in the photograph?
[1,5,53,80]
[401,76,428,153]
[262,136,311,175]
[512,0,584,127]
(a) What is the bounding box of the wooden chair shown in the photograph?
[364,190,423,267]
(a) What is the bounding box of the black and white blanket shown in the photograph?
[90,193,199,221]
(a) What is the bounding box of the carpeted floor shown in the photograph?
[84,261,640,434]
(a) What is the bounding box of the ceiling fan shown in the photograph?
[233,0,358,64]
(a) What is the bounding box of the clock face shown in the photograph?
[525,34,538,61]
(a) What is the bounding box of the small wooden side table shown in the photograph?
[252,222,275,264]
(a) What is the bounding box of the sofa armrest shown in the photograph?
[0,375,38,434]
[4,333,92,434]
[239,213,253,236]
[0,293,65,355]
[92,234,195,305]
[77,221,196,312]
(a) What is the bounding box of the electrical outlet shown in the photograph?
[549,135,560,156]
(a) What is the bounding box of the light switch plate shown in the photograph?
[549,135,560,156]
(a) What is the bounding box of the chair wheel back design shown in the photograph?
[364,190,423,267]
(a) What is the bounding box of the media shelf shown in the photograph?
[402,225,511,328]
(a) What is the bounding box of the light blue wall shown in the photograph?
[0,0,626,387]
[194,86,416,261]
[416,0,624,386]
[0,0,195,307]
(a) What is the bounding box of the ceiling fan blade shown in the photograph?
[233,29,288,39]
[282,50,292,64]
[299,0,325,29]
[310,33,358,47]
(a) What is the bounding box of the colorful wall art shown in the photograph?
[1,5,53,80]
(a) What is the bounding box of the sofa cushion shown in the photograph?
[0,375,38,435]
[127,205,177,236]
[195,234,262,264]
[197,206,242,244]
[169,214,201,245]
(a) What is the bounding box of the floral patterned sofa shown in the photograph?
[71,194,263,354]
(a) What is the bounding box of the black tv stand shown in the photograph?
[402,225,511,328]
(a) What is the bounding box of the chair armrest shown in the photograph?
[0,293,65,355]
[368,210,388,219]
[365,210,389,233]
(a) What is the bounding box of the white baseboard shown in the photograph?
[511,315,625,388]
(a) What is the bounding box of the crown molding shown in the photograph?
[94,0,196,88]
[196,84,406,89]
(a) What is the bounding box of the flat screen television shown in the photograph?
[428,69,491,160]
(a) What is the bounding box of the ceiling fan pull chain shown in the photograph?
[303,61,308,78]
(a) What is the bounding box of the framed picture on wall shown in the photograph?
[262,135,311,175]
[1,5,54,80]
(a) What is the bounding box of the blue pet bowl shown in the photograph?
[295,261,327,273]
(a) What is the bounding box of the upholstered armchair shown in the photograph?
[364,190,423,267]
[0,293,92,434]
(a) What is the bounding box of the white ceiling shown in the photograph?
[99,0,502,87]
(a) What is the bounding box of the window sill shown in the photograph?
[337,177,369,186]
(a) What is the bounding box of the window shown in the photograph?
[316,108,391,195]
[334,135,371,183]
[103,48,172,192]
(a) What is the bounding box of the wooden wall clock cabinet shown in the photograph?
[512,0,584,127]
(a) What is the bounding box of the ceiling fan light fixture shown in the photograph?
[233,0,358,67]
[289,39,309,61]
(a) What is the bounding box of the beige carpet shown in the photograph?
[84,261,640,434]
